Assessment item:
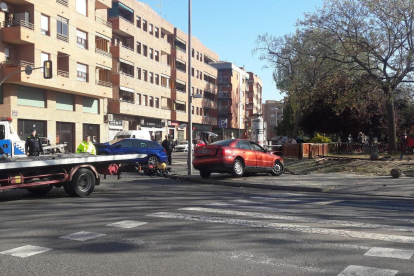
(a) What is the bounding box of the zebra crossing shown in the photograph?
[1,194,413,275]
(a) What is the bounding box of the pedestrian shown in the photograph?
[162,135,174,165]
[25,129,44,156]
[348,134,353,143]
[76,135,96,155]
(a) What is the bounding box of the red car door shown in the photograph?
[250,142,272,168]
[236,140,257,169]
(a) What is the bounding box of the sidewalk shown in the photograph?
[168,171,414,198]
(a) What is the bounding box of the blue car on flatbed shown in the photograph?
[95,138,168,164]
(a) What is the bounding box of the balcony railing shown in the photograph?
[57,33,69,43]
[218,106,230,113]
[121,44,134,52]
[0,60,34,68]
[95,16,112,28]
[57,70,69,78]
[95,48,112,58]
[174,46,186,53]
[175,109,186,113]
[119,16,133,25]
[120,71,134,78]
[56,0,68,6]
[97,80,112,87]
[1,20,34,30]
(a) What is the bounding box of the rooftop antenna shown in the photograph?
[156,0,162,15]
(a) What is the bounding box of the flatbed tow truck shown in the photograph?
[0,153,147,197]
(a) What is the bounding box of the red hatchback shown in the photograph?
[192,139,284,178]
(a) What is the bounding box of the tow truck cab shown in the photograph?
[0,117,26,157]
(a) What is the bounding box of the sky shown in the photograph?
[137,0,325,102]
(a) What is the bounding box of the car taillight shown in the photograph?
[216,147,225,156]
[163,150,167,154]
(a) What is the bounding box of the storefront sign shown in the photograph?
[109,120,123,126]
[193,124,212,131]
[139,117,163,128]
[169,121,180,127]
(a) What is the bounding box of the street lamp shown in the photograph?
[187,93,202,175]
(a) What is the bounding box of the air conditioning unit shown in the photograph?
[104,114,114,123]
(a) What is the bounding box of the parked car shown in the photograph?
[174,141,193,152]
[193,139,284,179]
[95,138,168,165]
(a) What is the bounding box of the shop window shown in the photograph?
[18,120,46,141]
[83,124,99,143]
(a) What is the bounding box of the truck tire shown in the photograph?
[66,168,95,197]
[27,185,53,195]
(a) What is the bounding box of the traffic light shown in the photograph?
[43,60,52,79]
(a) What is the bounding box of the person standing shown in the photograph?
[162,135,174,165]
[25,129,43,156]
[76,135,96,155]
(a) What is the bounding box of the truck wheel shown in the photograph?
[27,185,53,195]
[67,168,95,197]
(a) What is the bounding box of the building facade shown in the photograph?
[263,100,284,140]
[0,0,112,153]
[245,71,263,129]
[212,62,249,139]
[106,0,219,142]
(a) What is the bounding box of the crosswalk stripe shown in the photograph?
[0,245,51,258]
[364,247,414,260]
[148,212,414,244]
[186,207,414,232]
[59,231,105,242]
[106,221,148,229]
[337,265,398,276]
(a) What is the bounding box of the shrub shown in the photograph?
[309,133,332,143]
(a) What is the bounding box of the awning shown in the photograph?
[161,74,170,78]
[175,79,186,85]
[119,2,133,13]
[175,100,186,105]
[176,57,186,64]
[140,127,164,132]
[95,32,111,41]
[175,36,186,44]
[96,64,111,71]
[119,58,134,66]
[204,71,216,79]
[119,86,134,93]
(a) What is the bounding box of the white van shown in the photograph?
[114,130,151,140]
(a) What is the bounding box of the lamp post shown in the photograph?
[187,0,192,175]
[274,107,279,137]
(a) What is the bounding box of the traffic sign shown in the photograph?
[219,118,227,128]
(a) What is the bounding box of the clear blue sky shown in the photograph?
[139,0,325,102]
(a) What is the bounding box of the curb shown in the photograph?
[168,174,334,193]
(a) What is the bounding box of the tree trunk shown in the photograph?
[292,103,303,137]
[385,90,397,153]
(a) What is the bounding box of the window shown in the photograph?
[149,24,153,35]
[155,27,159,38]
[41,14,49,35]
[82,97,98,114]
[192,48,194,58]
[137,67,141,80]
[155,74,159,85]
[155,97,159,108]
[196,70,199,78]
[77,63,88,82]
[41,52,49,73]
[149,96,154,107]
[57,16,69,37]
[149,48,153,59]
[237,140,252,150]
[76,0,87,16]
[155,50,159,62]
[56,92,74,111]
[250,142,265,152]
[136,93,141,105]
[143,95,148,106]
[143,70,148,82]
[196,51,199,60]
[192,106,194,114]
[149,72,153,84]
[4,48,9,61]
[136,42,141,54]
[143,45,148,57]
[271,114,275,117]
[17,87,45,108]
[200,53,202,62]
[76,29,87,49]
[196,107,199,115]
[199,72,202,80]
[136,16,141,28]
[191,87,194,95]
[143,20,147,31]
[192,68,194,77]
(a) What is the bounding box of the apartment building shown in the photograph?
[245,72,263,129]
[211,62,249,139]
[263,100,284,139]
[106,0,219,142]
[0,0,112,153]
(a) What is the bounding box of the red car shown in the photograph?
[192,139,284,178]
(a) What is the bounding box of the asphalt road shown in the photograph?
[1,170,414,275]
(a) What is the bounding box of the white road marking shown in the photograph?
[148,212,414,244]
[0,245,51,258]
[182,207,414,232]
[312,200,343,205]
[337,265,398,276]
[209,203,234,206]
[59,231,105,241]
[106,220,148,229]
[364,247,414,260]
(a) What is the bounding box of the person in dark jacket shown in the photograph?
[162,135,175,165]
[25,129,43,156]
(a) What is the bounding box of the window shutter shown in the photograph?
[76,0,87,16]
[41,15,49,31]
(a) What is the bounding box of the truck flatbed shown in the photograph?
[0,153,147,170]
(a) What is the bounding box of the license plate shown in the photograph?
[200,149,210,154]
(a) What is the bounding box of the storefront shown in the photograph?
[83,124,100,143]
[138,117,164,142]
[56,122,75,153]
[18,119,46,141]
[108,120,124,141]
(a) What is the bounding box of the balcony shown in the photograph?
[57,70,69,78]
[218,106,232,114]
[108,100,170,119]
[202,99,217,109]
[56,0,68,7]
[96,80,112,88]
[202,116,217,126]
[95,0,111,9]
[57,33,69,43]
[109,16,134,36]
[95,48,112,58]
[204,82,217,92]
[1,20,34,44]
[218,91,231,99]
[95,16,112,28]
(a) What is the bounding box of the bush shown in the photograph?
[309,133,332,143]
